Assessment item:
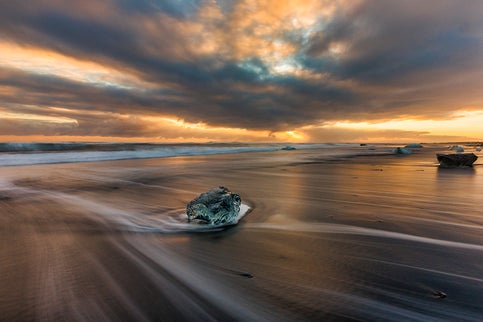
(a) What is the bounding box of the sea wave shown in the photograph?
[0,143,359,166]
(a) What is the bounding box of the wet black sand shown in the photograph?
[1,146,482,321]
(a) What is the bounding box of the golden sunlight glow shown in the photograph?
[328,110,483,139]
[0,110,77,124]
[140,116,306,142]
[284,131,305,140]
[143,115,270,136]
[0,42,149,90]
[156,117,207,130]
[0,135,158,143]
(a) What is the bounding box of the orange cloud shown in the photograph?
[0,42,151,90]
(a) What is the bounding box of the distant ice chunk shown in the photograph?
[404,143,423,148]
[392,147,412,155]
[187,186,241,225]
[448,145,464,152]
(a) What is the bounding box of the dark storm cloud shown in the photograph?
[0,0,482,137]
[0,67,191,117]
[0,113,152,138]
[305,1,483,84]
[0,64,355,131]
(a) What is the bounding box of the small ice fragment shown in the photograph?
[404,143,423,148]
[392,147,412,155]
[448,145,464,152]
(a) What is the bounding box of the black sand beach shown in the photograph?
[1,145,482,321]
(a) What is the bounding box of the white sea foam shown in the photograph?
[0,147,276,166]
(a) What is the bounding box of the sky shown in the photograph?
[0,0,482,143]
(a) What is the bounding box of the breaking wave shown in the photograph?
[0,142,360,166]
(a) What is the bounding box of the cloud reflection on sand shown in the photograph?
[0,145,482,320]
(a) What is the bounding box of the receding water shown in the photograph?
[0,144,482,321]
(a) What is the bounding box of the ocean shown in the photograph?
[0,143,482,320]
[0,142,359,167]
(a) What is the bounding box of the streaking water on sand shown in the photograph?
[0,144,482,320]
[2,176,250,233]
[245,222,483,251]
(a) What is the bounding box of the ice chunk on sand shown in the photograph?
[437,153,478,167]
[187,186,241,225]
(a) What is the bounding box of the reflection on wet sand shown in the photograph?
[0,145,482,320]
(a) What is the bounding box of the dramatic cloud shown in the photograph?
[0,0,482,141]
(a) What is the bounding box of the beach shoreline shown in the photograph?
[1,145,482,320]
